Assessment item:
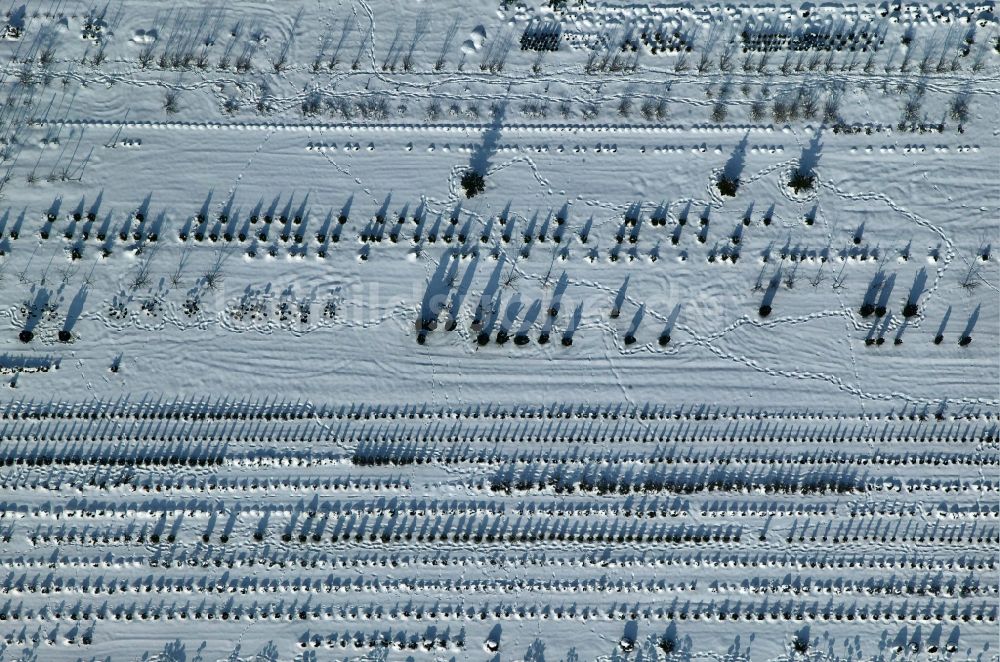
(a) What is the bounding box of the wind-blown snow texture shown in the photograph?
[0,0,997,660]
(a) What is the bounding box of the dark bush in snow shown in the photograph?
[461,171,485,198]
[717,175,739,197]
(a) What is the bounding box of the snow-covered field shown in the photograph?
[0,0,997,659]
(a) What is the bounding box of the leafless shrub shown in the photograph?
[949,93,971,123]
[163,91,180,115]
[809,264,826,288]
[169,259,186,287]
[522,101,549,119]
[256,85,275,115]
[352,35,368,70]
[357,96,389,120]
[902,96,922,125]
[783,264,798,289]
[800,90,819,119]
[236,45,254,73]
[129,264,151,291]
[532,52,544,74]
[772,98,789,123]
[138,45,155,69]
[17,63,34,86]
[959,260,981,292]
[40,46,57,67]
[301,92,323,117]
[425,99,442,121]
[899,48,912,73]
[332,96,354,119]
[640,98,668,121]
[697,50,713,73]
[918,46,935,74]
[781,53,793,75]
[719,46,734,72]
[203,268,224,292]
[971,41,987,72]
[823,95,841,124]
[617,93,632,118]
[171,50,193,70]
[436,17,459,72]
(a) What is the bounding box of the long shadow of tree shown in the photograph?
[59,286,88,342]
[417,251,455,343]
[461,104,506,198]
[904,267,927,317]
[718,132,749,197]
[789,129,822,193]
[959,304,980,345]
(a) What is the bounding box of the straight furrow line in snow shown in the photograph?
[29,118,783,134]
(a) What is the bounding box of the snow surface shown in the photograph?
[0,0,997,659]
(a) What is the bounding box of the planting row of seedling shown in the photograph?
[0,398,991,423]
[0,598,990,625]
[705,501,997,519]
[6,491,993,523]
[21,188,949,261]
[4,571,980,601]
[739,22,886,53]
[5,498,505,520]
[486,465,871,496]
[0,417,992,446]
[484,466,996,496]
[139,550,1000,574]
[7,504,995,544]
[1,473,409,494]
[299,627,464,653]
[351,441,995,468]
[20,519,743,548]
[0,423,991,447]
[0,574,729,598]
[714,574,991,599]
[781,519,998,545]
[3,547,994,574]
[0,442,225,467]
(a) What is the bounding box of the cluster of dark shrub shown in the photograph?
[741,24,883,53]
[300,627,464,652]
[460,170,485,197]
[638,26,692,54]
[520,22,561,51]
